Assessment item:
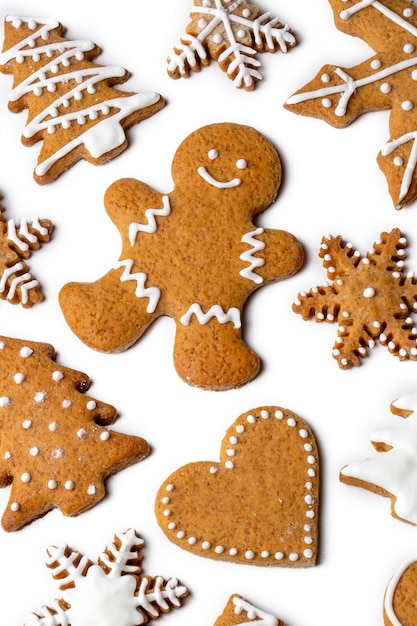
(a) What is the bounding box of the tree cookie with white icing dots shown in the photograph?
[155,406,319,567]
[59,122,304,391]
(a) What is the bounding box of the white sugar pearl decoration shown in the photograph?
[29,446,39,456]
[188,536,196,545]
[34,391,46,402]
[87,485,96,495]
[208,149,218,160]
[64,480,75,490]
[100,431,110,441]
[52,370,64,381]
[10,502,20,512]
[22,419,32,429]
[86,400,97,410]
[245,550,255,560]
[21,472,31,483]
[402,100,414,111]
[380,81,392,92]
[48,480,57,489]
[215,545,224,554]
[14,373,25,384]
[202,541,211,550]
[20,347,33,358]
[363,287,376,298]
[49,422,57,432]
[0,396,11,407]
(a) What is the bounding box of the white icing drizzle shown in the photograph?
[180,303,241,328]
[197,165,241,188]
[0,16,161,177]
[114,259,160,313]
[384,557,416,626]
[239,227,265,283]
[128,196,171,245]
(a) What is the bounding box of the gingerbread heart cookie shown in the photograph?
[155,406,319,567]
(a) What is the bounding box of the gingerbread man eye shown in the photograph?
[208,149,219,160]
[236,159,247,170]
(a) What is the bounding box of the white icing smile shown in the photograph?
[197,149,247,188]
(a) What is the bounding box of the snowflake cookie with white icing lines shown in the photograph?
[213,594,284,626]
[0,16,165,184]
[341,388,417,526]
[293,228,417,369]
[59,122,304,391]
[0,195,53,307]
[167,0,296,90]
[285,0,417,209]
[155,406,319,567]
[24,529,188,626]
[0,336,150,531]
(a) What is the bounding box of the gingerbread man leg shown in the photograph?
[59,267,159,352]
[173,310,260,390]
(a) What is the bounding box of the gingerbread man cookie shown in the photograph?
[59,123,304,390]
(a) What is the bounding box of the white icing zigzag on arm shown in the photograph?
[114,259,160,313]
[239,227,265,284]
[180,304,241,328]
[128,196,171,245]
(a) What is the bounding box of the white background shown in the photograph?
[1,1,417,624]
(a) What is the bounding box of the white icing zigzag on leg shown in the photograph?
[180,303,241,328]
[114,259,160,313]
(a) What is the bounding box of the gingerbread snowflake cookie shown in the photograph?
[383,557,417,625]
[214,595,283,626]
[24,529,188,626]
[59,123,304,391]
[0,336,150,531]
[285,0,417,210]
[0,196,53,306]
[0,16,164,184]
[155,406,319,567]
[341,388,417,526]
[293,228,417,368]
[168,0,296,90]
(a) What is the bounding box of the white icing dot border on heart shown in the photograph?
[157,406,319,565]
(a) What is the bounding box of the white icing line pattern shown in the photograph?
[240,227,265,284]
[158,407,318,565]
[167,0,296,89]
[24,530,188,626]
[232,596,278,626]
[285,0,417,208]
[0,16,162,180]
[180,303,242,328]
[114,259,161,313]
[128,195,171,245]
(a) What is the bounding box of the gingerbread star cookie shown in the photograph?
[59,122,304,391]
[0,336,150,531]
[25,529,188,626]
[383,557,417,625]
[341,388,417,526]
[285,0,417,209]
[155,406,319,567]
[293,228,417,368]
[0,16,164,184]
[167,0,296,90]
[214,595,283,626]
[0,195,53,306]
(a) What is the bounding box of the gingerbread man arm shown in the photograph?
[249,228,304,285]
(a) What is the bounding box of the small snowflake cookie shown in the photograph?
[155,406,319,567]
[0,195,53,306]
[285,0,417,210]
[340,388,417,526]
[0,16,165,184]
[0,336,150,531]
[59,122,304,391]
[383,557,417,625]
[293,228,417,368]
[214,595,284,626]
[167,0,296,90]
[24,529,188,626]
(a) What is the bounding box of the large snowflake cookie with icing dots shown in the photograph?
[59,122,304,391]
[0,336,150,531]
[285,0,417,210]
[0,195,53,307]
[383,557,417,625]
[167,0,297,90]
[155,406,319,567]
[24,529,188,626]
[293,228,417,368]
[214,595,283,626]
[0,16,165,184]
[340,388,417,526]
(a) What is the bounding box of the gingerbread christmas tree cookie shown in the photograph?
[214,595,283,626]
[285,0,417,210]
[0,16,165,184]
[0,195,53,306]
[24,529,188,626]
[293,228,417,368]
[0,336,150,531]
[59,122,304,391]
[155,406,319,567]
[167,0,296,90]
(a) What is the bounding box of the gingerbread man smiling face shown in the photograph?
[59,123,303,390]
